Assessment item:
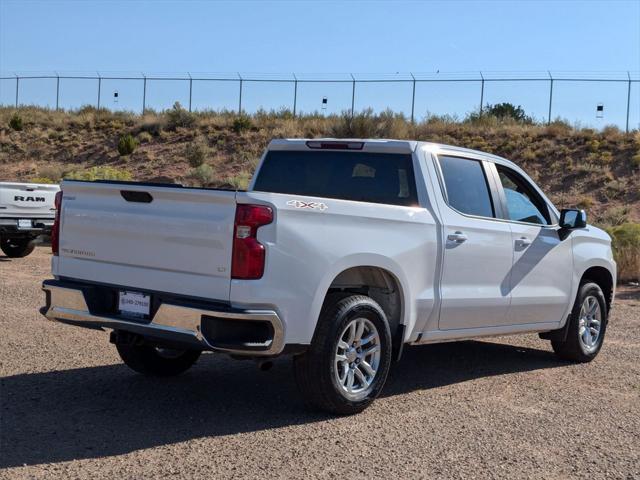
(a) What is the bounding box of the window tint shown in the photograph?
[497,167,550,225]
[438,155,494,218]
[253,151,418,206]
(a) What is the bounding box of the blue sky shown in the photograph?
[1,0,639,127]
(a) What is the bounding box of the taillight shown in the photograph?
[231,204,273,279]
[51,191,62,256]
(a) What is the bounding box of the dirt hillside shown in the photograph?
[1,106,638,225]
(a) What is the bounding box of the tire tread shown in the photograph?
[293,294,392,415]
[551,281,607,363]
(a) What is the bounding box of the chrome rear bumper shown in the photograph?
[41,280,284,356]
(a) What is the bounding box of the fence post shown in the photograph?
[626,71,632,133]
[142,75,147,114]
[97,74,101,110]
[188,74,193,112]
[547,71,554,125]
[238,73,243,115]
[56,75,60,111]
[410,73,416,124]
[15,75,19,108]
[293,74,298,117]
[479,71,485,117]
[350,74,356,118]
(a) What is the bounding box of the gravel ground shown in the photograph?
[1,247,639,479]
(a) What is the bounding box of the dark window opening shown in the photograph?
[438,155,495,218]
[253,150,418,207]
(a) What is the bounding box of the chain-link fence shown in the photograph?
[1,71,638,131]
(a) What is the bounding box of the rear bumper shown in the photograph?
[41,279,285,357]
[0,218,54,236]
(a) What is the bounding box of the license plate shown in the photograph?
[17,219,32,229]
[119,291,151,318]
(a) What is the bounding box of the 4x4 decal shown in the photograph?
[286,199,328,211]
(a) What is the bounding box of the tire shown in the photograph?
[293,294,392,415]
[551,282,607,362]
[116,342,202,376]
[0,237,37,258]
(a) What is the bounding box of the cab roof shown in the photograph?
[267,138,519,169]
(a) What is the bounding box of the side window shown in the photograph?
[497,166,551,225]
[438,155,495,218]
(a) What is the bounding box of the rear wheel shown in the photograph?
[293,294,392,415]
[551,282,607,362]
[0,237,37,258]
[116,342,202,376]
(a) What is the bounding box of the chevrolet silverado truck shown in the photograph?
[0,182,60,257]
[41,139,616,414]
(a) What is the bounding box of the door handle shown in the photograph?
[515,237,532,248]
[447,231,468,244]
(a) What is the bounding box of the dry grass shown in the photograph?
[606,223,640,282]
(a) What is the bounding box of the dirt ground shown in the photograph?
[1,247,639,479]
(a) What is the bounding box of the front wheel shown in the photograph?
[0,237,37,258]
[116,342,202,376]
[293,294,392,415]
[551,282,607,362]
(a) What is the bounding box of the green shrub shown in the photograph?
[9,113,23,131]
[117,133,138,156]
[139,117,165,136]
[576,196,594,209]
[166,102,196,130]
[586,139,600,152]
[598,206,630,227]
[632,153,640,169]
[606,223,640,282]
[466,103,533,125]
[227,170,252,190]
[185,140,209,167]
[232,115,252,133]
[190,164,214,186]
[47,130,65,141]
[485,103,533,123]
[66,166,133,182]
[137,131,153,144]
[35,165,67,183]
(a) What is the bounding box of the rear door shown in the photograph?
[56,181,236,300]
[434,154,514,330]
[492,164,573,325]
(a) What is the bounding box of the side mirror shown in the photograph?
[559,208,587,229]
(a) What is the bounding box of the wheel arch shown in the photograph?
[308,255,411,350]
[580,265,615,317]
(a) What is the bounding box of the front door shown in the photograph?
[494,165,573,325]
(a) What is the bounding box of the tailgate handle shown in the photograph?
[120,190,153,203]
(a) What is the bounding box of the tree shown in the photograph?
[484,102,533,123]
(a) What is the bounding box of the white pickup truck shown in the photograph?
[0,182,60,257]
[41,139,616,414]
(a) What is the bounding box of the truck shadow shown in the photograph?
[1,340,565,468]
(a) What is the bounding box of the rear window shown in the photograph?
[253,151,418,206]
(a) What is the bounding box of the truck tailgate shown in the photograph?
[56,181,237,301]
[0,182,59,217]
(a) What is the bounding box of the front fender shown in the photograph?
[560,227,616,327]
